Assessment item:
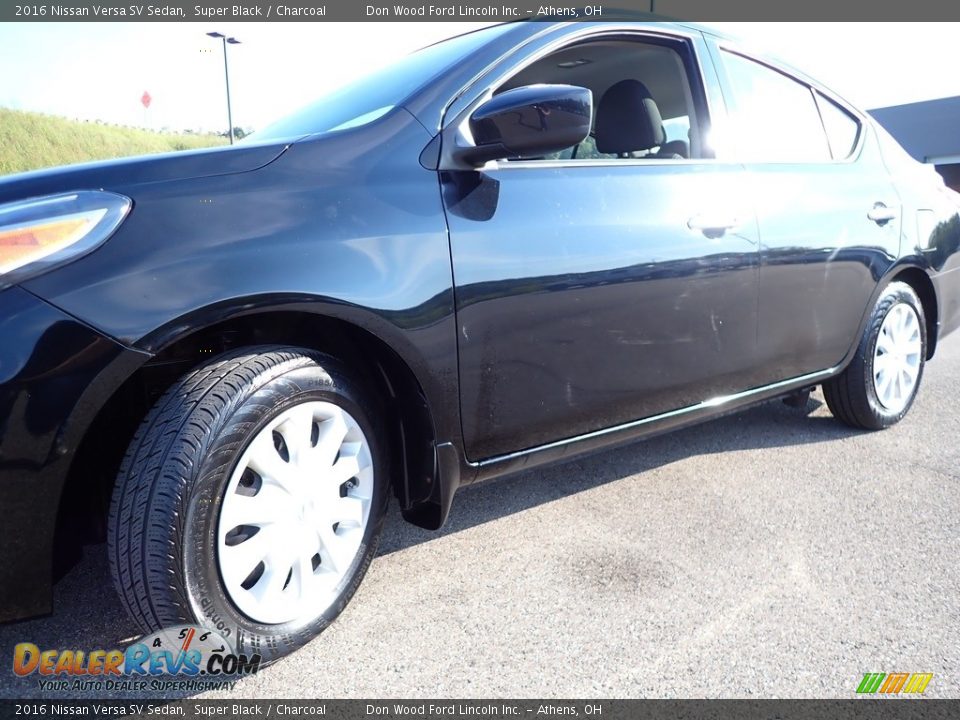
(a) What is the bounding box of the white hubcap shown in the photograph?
[217,401,373,624]
[873,303,922,413]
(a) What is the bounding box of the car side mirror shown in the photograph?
[460,84,593,166]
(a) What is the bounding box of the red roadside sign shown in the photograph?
[141,91,152,109]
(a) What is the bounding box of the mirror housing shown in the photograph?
[460,84,593,166]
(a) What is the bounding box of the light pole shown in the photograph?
[207,31,241,144]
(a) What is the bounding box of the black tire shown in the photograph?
[823,282,926,430]
[108,346,388,663]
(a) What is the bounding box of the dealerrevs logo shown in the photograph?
[13,625,260,692]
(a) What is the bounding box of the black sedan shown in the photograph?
[1,20,958,661]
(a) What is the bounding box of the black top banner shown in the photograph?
[3,0,960,21]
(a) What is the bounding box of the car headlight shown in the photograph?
[0,190,131,286]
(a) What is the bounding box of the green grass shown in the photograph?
[0,108,228,176]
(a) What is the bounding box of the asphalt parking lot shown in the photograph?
[2,332,958,700]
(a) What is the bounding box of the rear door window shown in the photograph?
[719,50,831,163]
[815,92,861,160]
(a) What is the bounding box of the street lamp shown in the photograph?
[207,31,241,144]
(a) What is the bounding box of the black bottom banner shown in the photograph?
[1,700,958,720]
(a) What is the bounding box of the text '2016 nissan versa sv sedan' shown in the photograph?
[1,20,959,661]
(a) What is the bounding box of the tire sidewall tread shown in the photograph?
[108,346,388,663]
[824,281,926,430]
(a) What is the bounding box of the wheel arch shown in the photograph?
[888,264,939,360]
[826,259,939,387]
[54,304,452,572]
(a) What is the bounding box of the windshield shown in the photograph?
[254,25,512,141]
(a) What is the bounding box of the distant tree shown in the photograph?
[217,126,251,140]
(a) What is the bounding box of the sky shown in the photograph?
[0,22,958,134]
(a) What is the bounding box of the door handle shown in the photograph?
[687,214,740,232]
[867,203,898,224]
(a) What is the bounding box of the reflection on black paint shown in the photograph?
[927,213,960,271]
[441,171,500,222]
[456,250,759,308]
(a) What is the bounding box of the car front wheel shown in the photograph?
[108,346,387,662]
[823,281,926,430]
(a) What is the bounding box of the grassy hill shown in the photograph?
[0,108,227,176]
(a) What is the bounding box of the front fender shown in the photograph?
[21,109,466,527]
[21,107,460,450]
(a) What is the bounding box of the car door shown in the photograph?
[708,42,902,384]
[441,29,762,462]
